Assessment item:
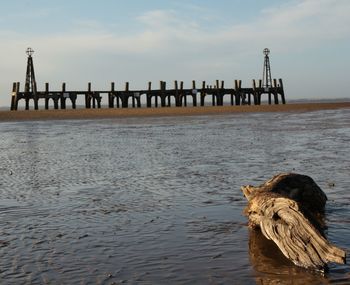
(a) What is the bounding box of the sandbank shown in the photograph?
[0,102,349,122]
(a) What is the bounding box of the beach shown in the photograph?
[0,106,349,284]
[0,102,350,122]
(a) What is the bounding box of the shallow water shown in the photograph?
[0,109,349,284]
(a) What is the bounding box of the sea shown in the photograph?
[0,108,349,284]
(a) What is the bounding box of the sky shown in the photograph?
[0,0,349,107]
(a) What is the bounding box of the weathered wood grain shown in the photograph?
[242,173,346,271]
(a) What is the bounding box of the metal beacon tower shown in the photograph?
[262,48,272,90]
[24,47,38,110]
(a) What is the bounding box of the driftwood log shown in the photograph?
[242,173,346,271]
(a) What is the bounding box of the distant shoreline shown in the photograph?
[0,102,349,122]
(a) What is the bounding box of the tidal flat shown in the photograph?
[0,107,349,284]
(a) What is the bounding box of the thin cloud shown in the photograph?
[0,0,349,105]
[3,1,349,57]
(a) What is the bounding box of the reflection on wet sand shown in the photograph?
[248,228,328,285]
[0,109,349,283]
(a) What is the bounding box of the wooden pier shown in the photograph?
[10,48,286,110]
[10,79,286,111]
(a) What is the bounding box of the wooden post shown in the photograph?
[234,80,240,106]
[94,92,101,109]
[132,94,136,108]
[123,82,129,108]
[131,93,135,108]
[116,83,120,108]
[10,83,16,110]
[86,82,92,108]
[53,93,59,110]
[154,82,158,108]
[221,80,225,106]
[34,89,39,110]
[16,82,20,110]
[201,81,206,106]
[71,93,77,109]
[178,81,183,107]
[252,80,258,105]
[89,82,92,108]
[10,82,16,110]
[109,82,115,108]
[180,81,186,107]
[45,83,49,109]
[213,80,218,106]
[273,79,279,104]
[32,79,39,110]
[15,82,20,110]
[168,95,172,107]
[218,80,224,106]
[159,81,166,107]
[147,82,152,108]
[11,82,18,110]
[128,82,135,108]
[92,95,96,108]
[230,81,234,106]
[136,92,141,108]
[61,82,67,109]
[163,81,167,107]
[174,80,180,107]
[258,80,263,105]
[192,80,197,107]
[239,80,243,105]
[279,79,286,104]
[92,83,97,109]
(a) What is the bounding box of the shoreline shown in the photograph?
[0,102,349,122]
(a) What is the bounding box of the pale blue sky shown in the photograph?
[0,0,349,106]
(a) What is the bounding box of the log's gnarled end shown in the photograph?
[242,173,327,213]
[241,185,256,202]
[242,173,346,271]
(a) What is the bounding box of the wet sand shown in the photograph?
[1,108,350,283]
[0,102,350,122]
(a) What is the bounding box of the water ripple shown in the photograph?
[0,110,349,284]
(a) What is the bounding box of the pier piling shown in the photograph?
[11,48,286,110]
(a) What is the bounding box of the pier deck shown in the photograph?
[10,79,285,110]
